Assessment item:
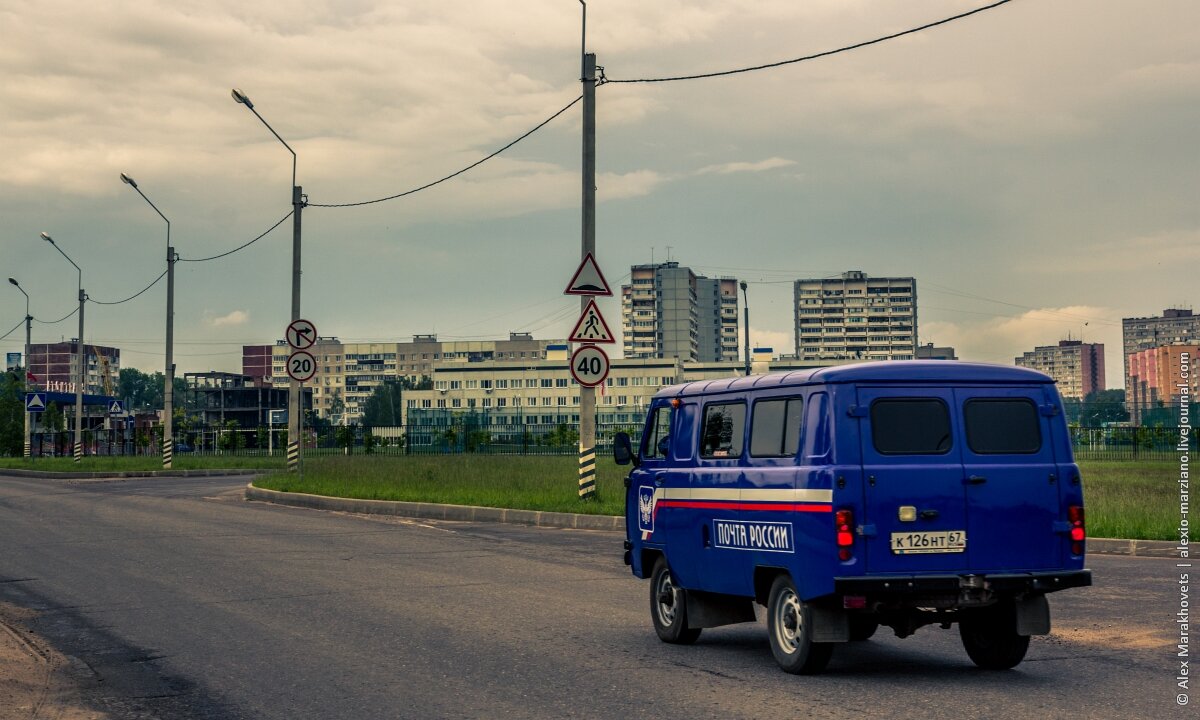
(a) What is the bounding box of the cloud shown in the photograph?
[1022,229,1200,275]
[696,157,796,175]
[208,310,250,327]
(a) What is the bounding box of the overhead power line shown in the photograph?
[179,211,294,263]
[606,0,1015,84]
[34,307,79,325]
[309,95,584,208]
[88,270,168,306]
[0,319,23,342]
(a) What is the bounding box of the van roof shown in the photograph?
[655,361,1055,400]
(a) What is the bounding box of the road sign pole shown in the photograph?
[23,311,31,459]
[289,185,303,473]
[578,52,597,500]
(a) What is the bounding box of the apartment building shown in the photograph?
[1127,344,1199,421]
[1122,309,1200,392]
[621,262,739,362]
[258,333,562,422]
[27,340,121,396]
[1014,340,1106,400]
[793,271,918,361]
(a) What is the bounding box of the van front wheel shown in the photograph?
[959,602,1030,670]
[767,575,833,674]
[650,559,701,644]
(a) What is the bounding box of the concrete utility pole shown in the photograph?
[121,174,175,469]
[577,35,598,500]
[9,278,32,458]
[41,233,85,462]
[741,281,751,376]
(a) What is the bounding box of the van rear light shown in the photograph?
[1068,505,1086,553]
[836,509,855,561]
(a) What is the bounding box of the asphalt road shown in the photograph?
[0,473,1188,720]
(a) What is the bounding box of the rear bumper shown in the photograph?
[834,569,1092,597]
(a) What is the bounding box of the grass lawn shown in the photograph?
[0,455,285,472]
[1079,460,1179,541]
[256,455,627,516]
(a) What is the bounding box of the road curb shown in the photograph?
[2,468,261,481]
[243,484,1181,553]
[244,484,624,532]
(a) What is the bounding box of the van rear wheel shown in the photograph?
[649,558,701,644]
[959,601,1030,670]
[766,575,833,674]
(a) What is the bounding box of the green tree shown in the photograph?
[362,381,408,427]
[1079,389,1128,426]
[544,423,579,449]
[336,424,356,453]
[0,371,25,456]
[42,401,66,454]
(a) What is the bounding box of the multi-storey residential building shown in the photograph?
[27,340,121,396]
[793,271,917,362]
[1014,340,1106,400]
[1127,344,1199,422]
[621,262,738,362]
[916,343,958,360]
[1122,309,1200,393]
[267,333,562,422]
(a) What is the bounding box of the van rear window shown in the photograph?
[700,403,745,458]
[964,399,1041,454]
[871,399,952,455]
[750,398,803,457]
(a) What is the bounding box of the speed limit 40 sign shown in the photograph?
[570,345,610,388]
[287,350,318,383]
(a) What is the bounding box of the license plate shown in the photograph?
[890,530,966,554]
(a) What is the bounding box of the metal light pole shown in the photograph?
[740,281,751,376]
[40,232,86,463]
[8,278,32,458]
[232,88,304,472]
[121,173,175,469]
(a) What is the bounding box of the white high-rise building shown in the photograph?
[793,271,917,362]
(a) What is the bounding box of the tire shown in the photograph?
[649,558,701,644]
[959,601,1031,670]
[848,615,879,642]
[766,575,833,674]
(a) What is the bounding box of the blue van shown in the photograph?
[613,361,1091,674]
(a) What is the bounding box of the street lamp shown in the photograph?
[231,88,305,472]
[40,232,86,463]
[8,277,32,458]
[121,173,176,469]
[740,281,751,376]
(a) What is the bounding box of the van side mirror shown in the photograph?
[613,432,638,466]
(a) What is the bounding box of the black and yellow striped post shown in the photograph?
[287,441,300,472]
[578,442,596,499]
[162,437,173,469]
[23,441,31,459]
[73,439,83,462]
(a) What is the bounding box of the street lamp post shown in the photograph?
[120,173,175,469]
[231,88,304,472]
[740,281,751,376]
[8,278,32,458]
[40,232,86,463]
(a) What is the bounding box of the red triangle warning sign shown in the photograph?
[568,299,616,344]
[563,253,612,296]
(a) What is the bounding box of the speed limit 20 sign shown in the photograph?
[287,350,318,383]
[570,345,610,388]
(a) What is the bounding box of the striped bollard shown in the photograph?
[578,442,596,499]
[162,438,173,469]
[287,441,300,472]
[23,442,31,459]
[73,441,83,463]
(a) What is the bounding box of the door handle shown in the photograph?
[964,475,987,485]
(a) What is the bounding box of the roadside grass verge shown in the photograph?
[0,455,284,472]
[1080,460,1178,541]
[255,455,626,516]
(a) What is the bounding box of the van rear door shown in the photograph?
[954,387,1061,571]
[857,388,969,574]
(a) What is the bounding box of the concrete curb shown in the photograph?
[2,468,260,481]
[244,484,624,532]
[243,484,1183,555]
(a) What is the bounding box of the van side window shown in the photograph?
[871,399,952,455]
[699,403,745,458]
[964,399,1041,454]
[749,398,803,457]
[643,405,672,459]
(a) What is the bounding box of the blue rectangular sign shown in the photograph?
[25,393,46,413]
[712,520,794,553]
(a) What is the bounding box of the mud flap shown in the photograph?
[809,605,850,643]
[685,591,757,629]
[1015,594,1050,636]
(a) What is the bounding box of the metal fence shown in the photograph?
[25,423,1195,462]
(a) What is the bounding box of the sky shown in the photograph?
[2,0,1197,389]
